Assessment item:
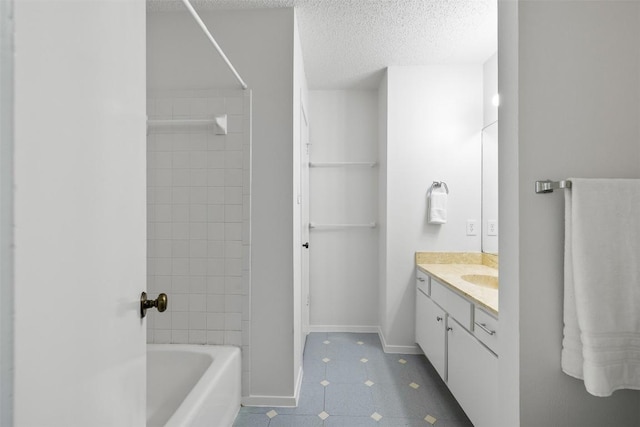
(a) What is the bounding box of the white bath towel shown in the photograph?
[561,178,640,396]
[428,186,448,224]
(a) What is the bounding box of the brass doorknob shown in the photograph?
[140,292,168,318]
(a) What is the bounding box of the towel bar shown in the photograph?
[430,181,449,194]
[535,179,572,194]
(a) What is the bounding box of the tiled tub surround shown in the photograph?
[146,90,251,395]
[234,332,472,426]
[415,252,498,315]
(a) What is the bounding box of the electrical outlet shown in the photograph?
[487,220,498,236]
[466,220,478,236]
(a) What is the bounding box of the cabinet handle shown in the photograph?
[417,277,425,282]
[447,326,453,332]
[474,322,496,336]
[436,316,443,322]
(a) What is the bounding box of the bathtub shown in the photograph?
[147,344,241,427]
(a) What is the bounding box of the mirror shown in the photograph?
[481,121,498,254]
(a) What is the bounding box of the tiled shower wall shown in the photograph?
[146,89,251,394]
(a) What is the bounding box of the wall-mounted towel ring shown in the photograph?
[430,181,449,194]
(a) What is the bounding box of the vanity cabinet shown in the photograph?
[415,287,447,380]
[415,273,499,427]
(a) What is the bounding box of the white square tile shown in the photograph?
[172,98,190,117]
[190,169,208,187]
[189,330,207,345]
[224,187,242,205]
[318,412,329,421]
[225,205,243,222]
[172,188,190,204]
[207,277,225,294]
[225,133,243,151]
[320,380,330,387]
[225,168,243,186]
[227,115,243,133]
[225,295,242,313]
[155,169,173,187]
[225,151,243,169]
[409,382,420,389]
[266,410,278,419]
[155,152,172,169]
[189,295,207,312]
[189,258,207,276]
[242,321,251,345]
[154,329,171,344]
[425,415,437,425]
[172,259,189,276]
[225,276,243,295]
[172,169,190,186]
[207,312,225,329]
[172,330,189,344]
[207,151,225,169]
[207,295,225,313]
[155,187,172,204]
[189,204,207,222]
[172,240,189,258]
[155,240,172,258]
[225,223,242,241]
[207,169,225,186]
[208,135,226,151]
[172,312,188,330]
[171,294,189,311]
[208,240,225,258]
[156,134,174,152]
[207,223,225,240]
[207,331,224,345]
[364,380,374,387]
[189,276,207,293]
[189,240,207,257]
[242,249,250,271]
[224,330,242,346]
[225,241,242,258]
[171,276,189,293]
[242,221,250,244]
[172,223,189,239]
[225,313,242,331]
[190,188,208,204]
[225,259,242,277]
[207,258,225,276]
[154,222,173,240]
[172,152,190,169]
[190,151,207,169]
[370,412,382,422]
[154,258,172,276]
[206,98,225,115]
[207,188,225,204]
[155,312,172,329]
[189,222,207,240]
[226,97,243,114]
[189,312,207,329]
[189,134,207,151]
[156,204,172,222]
[190,98,207,116]
[155,99,172,117]
[207,205,225,222]
[172,205,189,222]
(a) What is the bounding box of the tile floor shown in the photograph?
[233,332,473,426]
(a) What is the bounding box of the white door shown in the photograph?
[12,1,147,425]
[300,103,311,340]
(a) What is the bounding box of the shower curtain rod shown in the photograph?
[181,0,248,90]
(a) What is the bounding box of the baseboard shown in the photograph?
[377,326,423,355]
[241,395,298,408]
[241,365,303,408]
[308,325,379,333]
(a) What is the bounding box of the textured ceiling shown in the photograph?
[148,0,497,89]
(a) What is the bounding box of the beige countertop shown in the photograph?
[416,252,499,316]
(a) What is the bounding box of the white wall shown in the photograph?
[308,90,379,330]
[483,53,498,127]
[482,53,499,254]
[380,66,483,350]
[500,1,640,425]
[14,0,147,425]
[148,9,297,403]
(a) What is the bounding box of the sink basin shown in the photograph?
[461,274,499,289]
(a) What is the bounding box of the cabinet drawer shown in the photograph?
[474,307,498,354]
[416,269,430,295]
[430,279,472,329]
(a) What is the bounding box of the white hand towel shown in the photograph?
[428,187,448,224]
[561,178,640,397]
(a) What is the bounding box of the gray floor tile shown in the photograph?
[234,332,472,426]
[232,411,270,427]
[268,414,324,426]
[323,415,379,426]
[325,382,375,417]
[325,358,369,383]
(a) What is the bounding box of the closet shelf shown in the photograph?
[309,162,378,168]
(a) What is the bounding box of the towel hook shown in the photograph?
[430,181,449,194]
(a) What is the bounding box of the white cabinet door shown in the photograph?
[415,289,447,380]
[447,319,498,427]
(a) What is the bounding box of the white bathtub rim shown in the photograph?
[148,344,241,427]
